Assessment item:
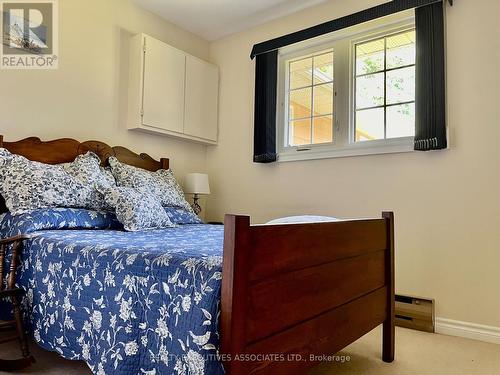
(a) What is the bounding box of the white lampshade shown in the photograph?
[184,173,211,195]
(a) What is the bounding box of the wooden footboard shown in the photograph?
[221,212,395,374]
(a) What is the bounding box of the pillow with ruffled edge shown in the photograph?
[62,152,116,211]
[108,157,193,213]
[61,152,116,188]
[101,186,174,231]
[0,148,94,215]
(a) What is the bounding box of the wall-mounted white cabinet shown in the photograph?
[184,56,219,142]
[128,34,219,145]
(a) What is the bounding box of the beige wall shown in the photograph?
[0,0,210,181]
[206,0,500,327]
[1,0,499,329]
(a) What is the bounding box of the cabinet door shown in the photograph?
[142,36,185,133]
[184,55,219,142]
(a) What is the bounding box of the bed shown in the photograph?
[0,135,395,374]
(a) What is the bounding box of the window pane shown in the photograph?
[313,115,333,144]
[313,83,333,116]
[289,118,311,146]
[313,52,333,85]
[356,73,384,109]
[387,103,415,138]
[387,30,416,69]
[290,58,312,90]
[356,38,385,75]
[356,108,384,141]
[386,66,415,105]
[289,87,312,119]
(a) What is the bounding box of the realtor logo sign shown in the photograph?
[1,0,58,69]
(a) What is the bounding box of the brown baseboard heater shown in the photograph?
[395,294,435,333]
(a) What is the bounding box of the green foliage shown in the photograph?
[361,57,380,74]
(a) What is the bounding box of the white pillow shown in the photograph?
[266,215,339,225]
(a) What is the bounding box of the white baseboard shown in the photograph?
[435,318,500,345]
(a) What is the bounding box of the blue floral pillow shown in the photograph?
[102,187,175,231]
[62,152,116,211]
[164,207,202,224]
[0,208,122,238]
[62,152,115,188]
[0,148,94,215]
[108,157,193,213]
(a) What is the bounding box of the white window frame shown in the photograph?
[350,26,417,144]
[276,14,416,162]
[283,48,336,149]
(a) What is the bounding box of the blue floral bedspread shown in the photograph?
[9,216,226,374]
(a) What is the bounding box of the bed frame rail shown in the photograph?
[221,212,395,374]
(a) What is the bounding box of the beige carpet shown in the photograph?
[311,326,500,375]
[1,327,499,374]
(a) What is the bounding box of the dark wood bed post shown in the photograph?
[221,215,251,374]
[160,158,169,170]
[382,211,395,363]
[0,135,4,147]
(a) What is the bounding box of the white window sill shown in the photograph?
[277,137,414,162]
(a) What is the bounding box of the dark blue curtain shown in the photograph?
[253,50,278,163]
[414,1,447,150]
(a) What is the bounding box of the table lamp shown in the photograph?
[184,173,210,215]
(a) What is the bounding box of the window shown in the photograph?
[287,50,334,147]
[277,16,417,162]
[354,30,416,142]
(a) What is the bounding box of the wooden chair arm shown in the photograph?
[0,235,29,290]
[0,235,30,246]
[0,234,34,368]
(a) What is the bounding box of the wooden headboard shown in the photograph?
[0,135,169,170]
[0,135,170,213]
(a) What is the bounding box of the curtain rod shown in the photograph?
[250,0,452,59]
